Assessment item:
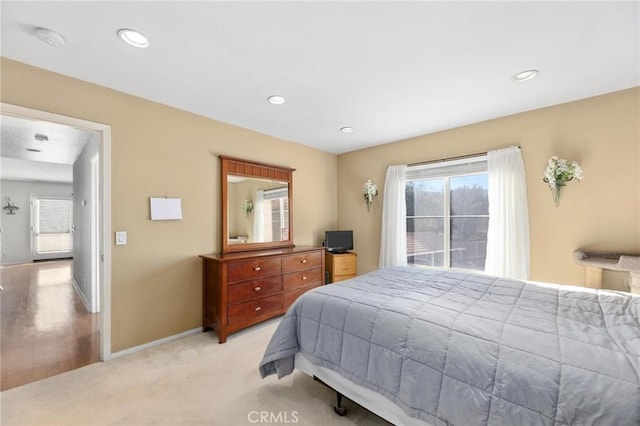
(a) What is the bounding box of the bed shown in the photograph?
[259,266,640,425]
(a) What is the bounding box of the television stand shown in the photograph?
[325,251,357,284]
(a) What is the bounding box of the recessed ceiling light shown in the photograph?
[340,126,355,133]
[34,133,49,142]
[512,69,539,82]
[26,148,42,153]
[267,95,286,105]
[117,28,150,48]
[34,27,65,47]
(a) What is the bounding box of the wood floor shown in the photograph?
[1,260,99,390]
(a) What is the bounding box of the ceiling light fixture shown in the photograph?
[117,28,150,48]
[340,126,355,133]
[267,95,286,105]
[34,133,49,142]
[34,27,65,47]
[512,69,539,82]
[26,148,42,153]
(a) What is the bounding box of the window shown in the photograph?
[261,188,289,241]
[406,158,489,271]
[33,196,73,255]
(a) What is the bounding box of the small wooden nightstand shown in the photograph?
[325,251,357,283]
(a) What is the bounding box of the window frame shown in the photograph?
[406,156,489,271]
[31,194,74,259]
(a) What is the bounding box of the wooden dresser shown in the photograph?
[325,251,357,283]
[200,246,324,343]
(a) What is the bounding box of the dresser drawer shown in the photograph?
[227,294,283,327]
[283,284,318,310]
[282,251,322,273]
[227,257,281,283]
[333,274,356,283]
[283,267,322,290]
[334,255,356,275]
[227,276,282,304]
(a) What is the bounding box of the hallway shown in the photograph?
[1,260,99,390]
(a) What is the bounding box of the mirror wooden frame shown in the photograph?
[220,155,295,254]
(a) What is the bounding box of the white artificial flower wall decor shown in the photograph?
[242,199,253,217]
[543,156,583,206]
[363,179,378,212]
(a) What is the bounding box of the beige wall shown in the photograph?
[1,58,338,352]
[338,87,640,290]
[3,56,638,351]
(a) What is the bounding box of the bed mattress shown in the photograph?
[260,266,640,425]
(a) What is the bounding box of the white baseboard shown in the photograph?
[71,278,92,313]
[1,258,33,266]
[109,328,202,360]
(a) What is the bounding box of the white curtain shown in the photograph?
[379,165,408,268]
[485,146,530,280]
[252,190,265,243]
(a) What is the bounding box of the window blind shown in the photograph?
[38,199,72,234]
[34,197,73,254]
[407,156,487,180]
[263,187,288,200]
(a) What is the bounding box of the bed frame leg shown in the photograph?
[333,392,347,416]
[313,376,348,416]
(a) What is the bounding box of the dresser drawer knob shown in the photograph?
[254,306,262,312]
[301,259,307,264]
[254,286,262,292]
[302,276,307,280]
[254,266,262,272]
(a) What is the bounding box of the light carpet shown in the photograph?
[0,318,390,426]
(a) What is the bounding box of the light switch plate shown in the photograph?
[115,231,127,245]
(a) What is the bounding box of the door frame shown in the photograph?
[91,153,100,313]
[1,102,113,360]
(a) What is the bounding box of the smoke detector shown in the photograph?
[34,27,65,47]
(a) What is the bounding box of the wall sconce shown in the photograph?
[362,179,378,212]
[3,197,19,215]
[242,199,253,218]
[543,156,583,206]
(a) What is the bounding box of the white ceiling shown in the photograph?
[0,114,93,183]
[0,157,73,184]
[1,115,91,165]
[1,1,638,155]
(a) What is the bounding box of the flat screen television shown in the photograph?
[324,230,353,253]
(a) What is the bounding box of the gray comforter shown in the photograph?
[259,267,640,425]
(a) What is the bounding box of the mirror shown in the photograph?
[221,156,295,253]
[227,176,288,244]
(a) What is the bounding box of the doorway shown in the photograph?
[0,103,112,376]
